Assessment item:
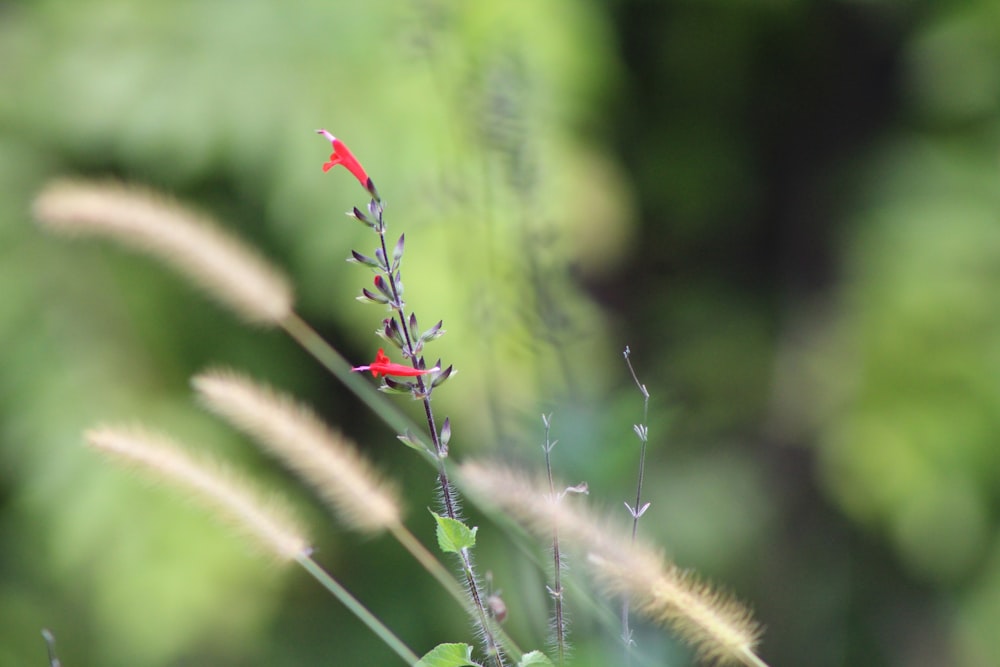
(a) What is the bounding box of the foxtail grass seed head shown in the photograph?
[588,554,763,667]
[33,180,294,325]
[460,462,764,667]
[193,369,403,533]
[85,426,310,562]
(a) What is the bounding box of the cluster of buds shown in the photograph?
[317,129,454,399]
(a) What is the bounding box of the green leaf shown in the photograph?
[517,651,554,667]
[415,642,479,667]
[430,511,477,553]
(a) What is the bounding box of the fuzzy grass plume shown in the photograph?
[86,426,310,562]
[33,180,293,325]
[460,461,767,667]
[192,368,403,533]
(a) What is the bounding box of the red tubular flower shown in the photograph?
[316,129,370,188]
[352,348,437,378]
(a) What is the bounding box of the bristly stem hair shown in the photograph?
[351,186,506,667]
[621,345,652,657]
[541,414,568,664]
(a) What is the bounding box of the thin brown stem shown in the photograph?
[621,346,652,658]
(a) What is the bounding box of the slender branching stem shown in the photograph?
[621,346,652,658]
[541,414,567,665]
[624,348,650,543]
[295,553,420,666]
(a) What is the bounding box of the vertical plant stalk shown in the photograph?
[621,346,652,656]
[368,195,506,667]
[541,414,567,665]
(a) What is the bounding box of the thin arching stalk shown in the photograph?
[296,554,420,666]
[541,414,567,664]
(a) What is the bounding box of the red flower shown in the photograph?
[352,348,436,378]
[316,129,370,188]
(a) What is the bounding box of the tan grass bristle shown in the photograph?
[192,368,403,533]
[86,425,310,562]
[33,180,294,325]
[459,461,765,667]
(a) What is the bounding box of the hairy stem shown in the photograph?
[373,203,506,667]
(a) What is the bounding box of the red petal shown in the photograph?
[331,138,369,187]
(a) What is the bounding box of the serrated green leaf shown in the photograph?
[430,511,477,553]
[415,642,478,667]
[517,651,554,666]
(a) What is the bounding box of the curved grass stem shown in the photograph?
[295,553,420,666]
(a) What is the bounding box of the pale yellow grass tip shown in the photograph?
[459,461,767,667]
[33,180,294,325]
[86,426,310,562]
[193,368,403,533]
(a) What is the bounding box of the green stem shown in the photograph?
[280,313,434,462]
[391,522,472,612]
[622,346,651,660]
[295,553,420,666]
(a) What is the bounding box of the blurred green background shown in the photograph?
[3,0,1000,665]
